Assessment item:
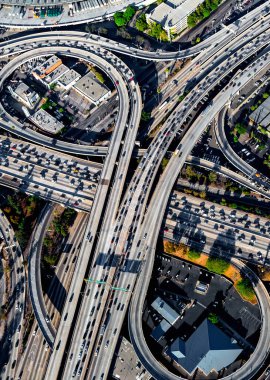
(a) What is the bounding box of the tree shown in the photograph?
[206,257,229,274]
[187,14,197,28]
[208,313,219,324]
[185,165,197,179]
[97,27,108,35]
[234,123,247,135]
[262,92,269,99]
[91,67,105,83]
[136,14,148,31]
[161,157,169,171]
[199,191,206,199]
[141,110,151,121]
[124,5,136,21]
[236,278,255,301]
[208,171,217,183]
[188,249,201,259]
[114,12,126,27]
[148,22,165,40]
[44,254,58,266]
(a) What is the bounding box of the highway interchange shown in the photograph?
[1,1,270,380]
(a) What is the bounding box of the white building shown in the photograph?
[8,82,40,109]
[29,108,64,134]
[146,0,205,37]
[57,69,81,90]
[74,71,111,106]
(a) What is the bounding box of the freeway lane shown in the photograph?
[1,0,270,61]
[44,39,141,380]
[15,212,88,380]
[164,192,270,262]
[128,49,270,380]
[60,59,143,380]
[75,22,270,379]
[0,2,269,377]
[0,209,25,380]
[28,204,56,347]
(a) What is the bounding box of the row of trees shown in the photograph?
[187,0,221,28]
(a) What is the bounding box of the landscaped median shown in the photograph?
[163,240,257,304]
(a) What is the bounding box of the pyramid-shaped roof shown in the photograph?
[166,319,242,375]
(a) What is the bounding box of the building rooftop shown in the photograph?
[9,82,40,109]
[30,108,64,134]
[33,55,62,79]
[111,336,151,380]
[151,296,180,325]
[44,63,69,85]
[249,96,270,129]
[74,71,110,105]
[147,0,204,29]
[151,319,171,342]
[166,319,242,375]
[57,69,81,88]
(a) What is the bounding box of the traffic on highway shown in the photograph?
[1,1,270,380]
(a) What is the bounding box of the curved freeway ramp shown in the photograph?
[129,49,270,380]
[186,155,270,200]
[214,107,270,192]
[28,203,56,347]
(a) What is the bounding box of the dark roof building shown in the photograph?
[151,319,171,342]
[249,96,270,130]
[165,319,242,375]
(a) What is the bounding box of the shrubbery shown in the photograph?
[206,257,229,274]
[188,249,201,260]
[136,14,148,31]
[236,278,256,301]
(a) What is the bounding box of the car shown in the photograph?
[45,316,50,323]
[33,330,37,336]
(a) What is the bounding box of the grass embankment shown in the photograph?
[164,240,257,304]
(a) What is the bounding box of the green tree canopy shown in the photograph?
[208,171,217,183]
[114,12,126,27]
[136,14,148,31]
[208,312,219,324]
[188,249,201,259]
[124,5,136,21]
[236,278,256,300]
[206,257,229,274]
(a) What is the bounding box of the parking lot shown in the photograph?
[143,252,261,378]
